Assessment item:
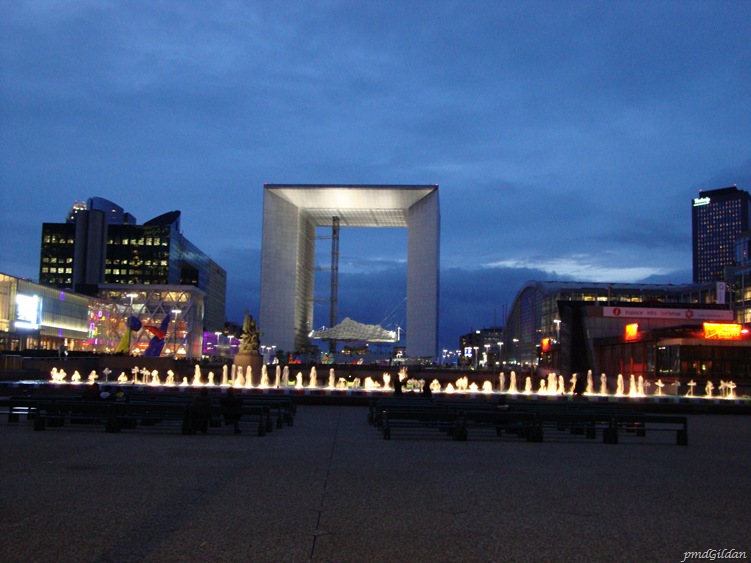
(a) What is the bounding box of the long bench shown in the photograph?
[506,400,688,445]
[370,396,688,445]
[6,395,81,422]
[380,403,465,440]
[117,391,295,431]
[30,397,271,436]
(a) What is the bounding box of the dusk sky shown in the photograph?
[2,1,750,352]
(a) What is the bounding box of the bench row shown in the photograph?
[368,397,688,445]
[4,393,296,436]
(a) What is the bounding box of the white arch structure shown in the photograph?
[259,184,439,358]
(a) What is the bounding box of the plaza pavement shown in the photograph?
[0,405,748,563]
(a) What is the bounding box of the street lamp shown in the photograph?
[171,309,181,358]
[214,331,222,357]
[125,292,138,353]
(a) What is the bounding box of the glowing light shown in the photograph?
[625,323,639,341]
[703,322,742,340]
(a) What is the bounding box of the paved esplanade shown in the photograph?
[1,406,748,562]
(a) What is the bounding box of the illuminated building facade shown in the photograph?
[0,273,206,358]
[0,272,117,353]
[259,184,439,359]
[39,197,226,333]
[734,231,751,324]
[692,186,751,283]
[502,281,747,380]
[458,327,503,368]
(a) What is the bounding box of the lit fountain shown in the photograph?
[655,379,665,395]
[45,365,745,405]
[628,375,637,397]
[508,371,518,394]
[616,374,624,396]
[234,368,244,388]
[309,366,318,389]
[687,380,697,397]
[499,372,506,393]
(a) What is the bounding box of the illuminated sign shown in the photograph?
[15,294,42,330]
[464,347,473,357]
[703,322,742,340]
[541,338,551,352]
[693,196,711,207]
[604,307,733,321]
[625,323,639,341]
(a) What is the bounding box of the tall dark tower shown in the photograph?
[692,186,751,283]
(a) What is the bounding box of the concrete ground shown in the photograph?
[0,405,748,562]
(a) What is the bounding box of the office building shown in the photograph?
[40,197,226,333]
[692,186,751,283]
[502,281,750,381]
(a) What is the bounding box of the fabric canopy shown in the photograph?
[310,317,398,343]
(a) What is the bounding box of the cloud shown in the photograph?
[1,1,750,356]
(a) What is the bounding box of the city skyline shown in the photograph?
[1,2,750,351]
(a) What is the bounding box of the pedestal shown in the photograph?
[233,351,263,387]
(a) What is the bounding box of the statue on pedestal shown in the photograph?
[234,309,263,387]
[239,309,261,354]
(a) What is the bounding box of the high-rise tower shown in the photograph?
[692,186,751,283]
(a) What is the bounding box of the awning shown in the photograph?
[310,317,398,343]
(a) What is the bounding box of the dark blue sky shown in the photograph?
[1,1,750,352]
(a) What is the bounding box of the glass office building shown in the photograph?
[692,186,751,283]
[40,198,226,333]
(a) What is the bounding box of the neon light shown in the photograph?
[693,196,710,207]
[625,323,639,341]
[703,322,742,340]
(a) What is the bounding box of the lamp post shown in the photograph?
[125,292,138,353]
[171,309,181,358]
[214,331,222,358]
